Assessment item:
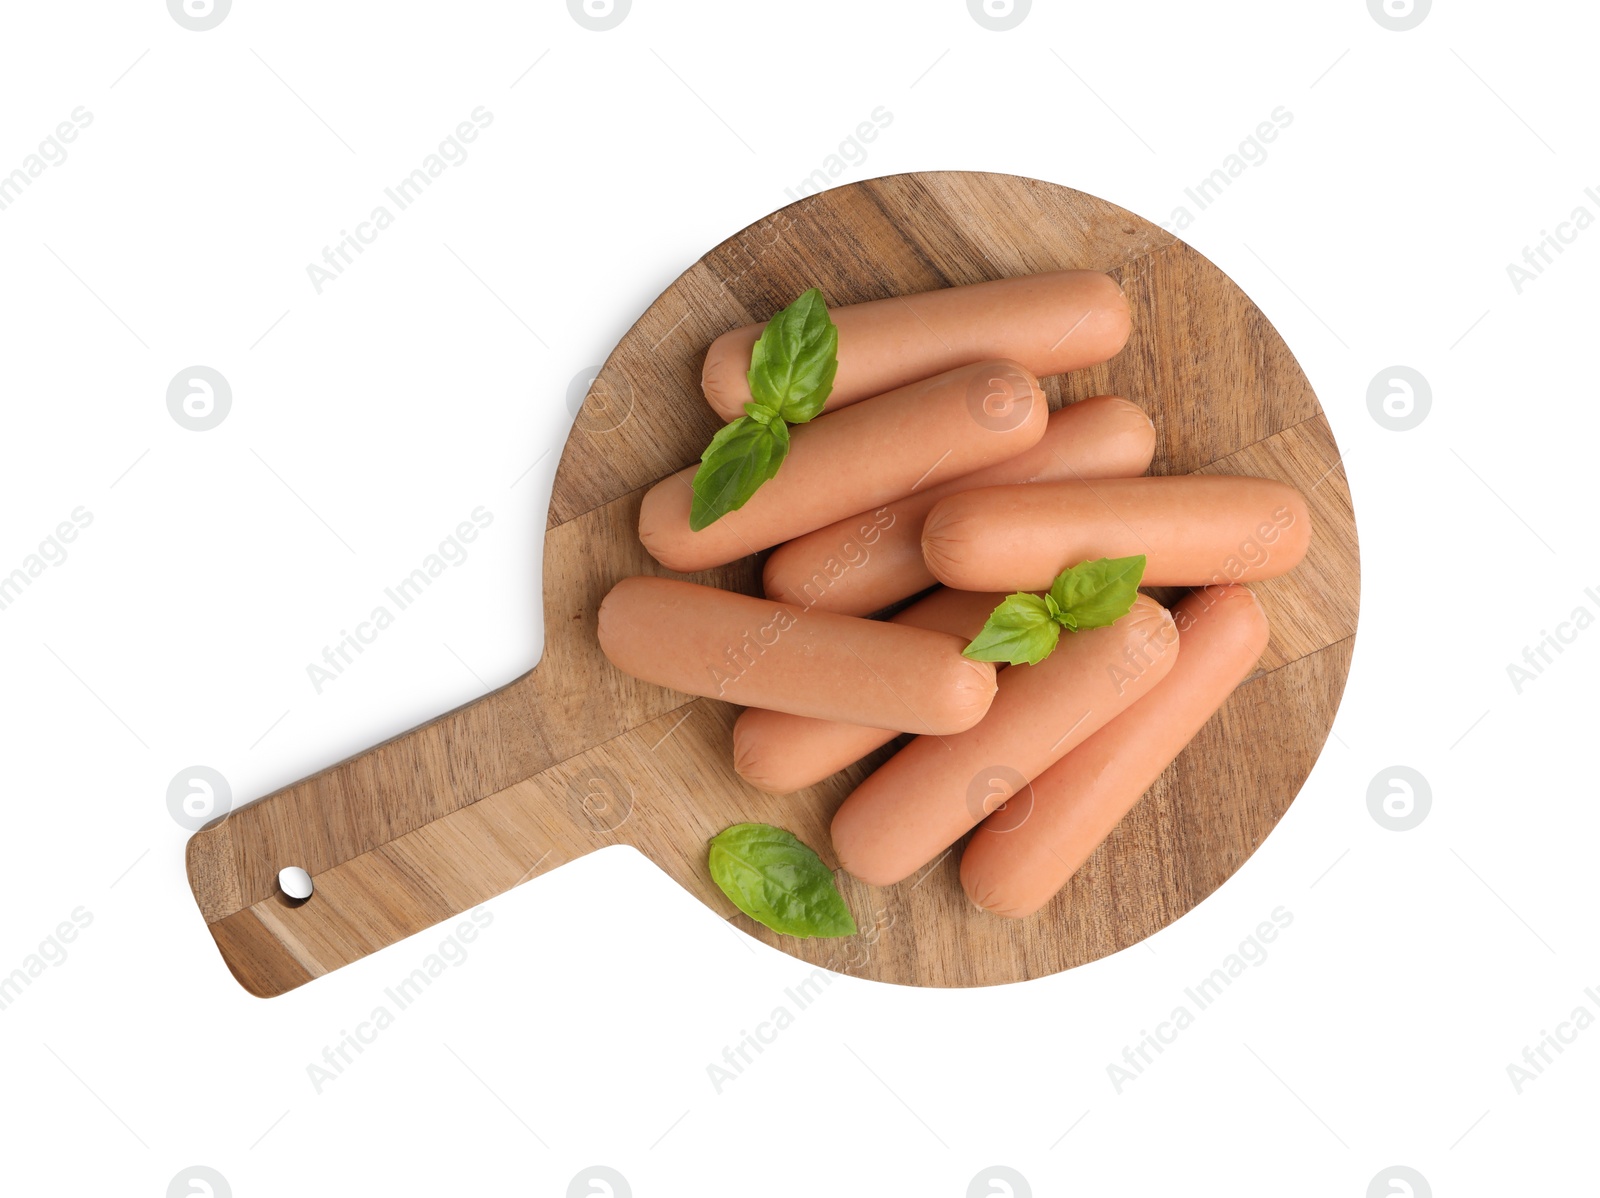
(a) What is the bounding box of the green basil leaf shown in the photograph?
[708,823,858,939]
[1043,591,1077,631]
[690,414,790,531]
[747,288,839,424]
[1048,555,1147,631]
[963,592,1061,666]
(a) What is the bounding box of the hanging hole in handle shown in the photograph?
[277,866,314,905]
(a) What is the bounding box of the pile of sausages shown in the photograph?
[599,270,1311,919]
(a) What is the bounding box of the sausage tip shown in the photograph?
[947,658,1000,731]
[918,498,971,589]
[959,871,1034,920]
[731,716,780,793]
[1102,393,1155,434]
[700,325,762,420]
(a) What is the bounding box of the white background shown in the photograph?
[0,1,1594,1194]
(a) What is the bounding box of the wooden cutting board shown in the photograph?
[186,172,1358,997]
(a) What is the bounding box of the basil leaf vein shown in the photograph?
[688,288,839,530]
[689,415,790,531]
[747,287,838,423]
[1049,554,1147,631]
[964,555,1148,666]
[708,823,857,939]
[962,592,1061,666]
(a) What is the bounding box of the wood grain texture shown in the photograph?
[186,171,1359,997]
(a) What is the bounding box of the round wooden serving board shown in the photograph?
[186,171,1359,997]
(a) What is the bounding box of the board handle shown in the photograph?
[183,666,611,997]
